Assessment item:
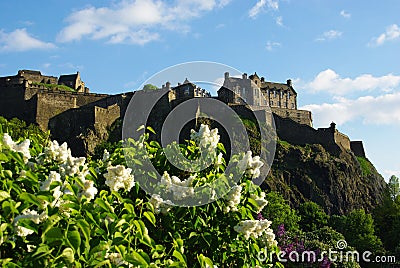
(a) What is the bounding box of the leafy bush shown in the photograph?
[0,124,282,267]
[356,157,373,177]
[298,202,329,232]
[32,82,76,92]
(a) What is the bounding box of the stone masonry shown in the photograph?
[0,69,366,157]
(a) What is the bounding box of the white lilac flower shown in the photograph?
[250,191,268,213]
[238,151,264,178]
[79,179,98,201]
[149,194,174,215]
[43,140,71,163]
[15,226,34,237]
[2,133,14,148]
[40,171,62,191]
[61,156,87,177]
[190,124,220,151]
[27,244,36,252]
[223,185,242,213]
[14,209,47,225]
[102,149,110,162]
[234,219,274,241]
[104,165,135,192]
[105,252,128,266]
[2,133,31,162]
[215,152,223,166]
[159,172,196,201]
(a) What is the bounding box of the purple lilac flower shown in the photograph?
[256,212,265,220]
[320,255,331,268]
[277,223,285,237]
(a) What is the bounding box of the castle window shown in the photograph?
[270,101,274,106]
[292,103,295,109]
[281,91,284,99]
[184,88,189,95]
[273,90,276,98]
[242,87,246,97]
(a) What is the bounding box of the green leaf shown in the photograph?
[146,126,156,134]
[32,244,53,258]
[0,190,10,202]
[143,211,156,226]
[172,250,187,265]
[198,254,214,268]
[67,230,81,254]
[61,247,75,264]
[125,250,149,267]
[43,227,64,244]
[247,197,260,210]
[19,192,42,207]
[76,219,91,245]
[0,152,8,162]
[95,198,113,213]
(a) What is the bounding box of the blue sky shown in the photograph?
[1,0,399,180]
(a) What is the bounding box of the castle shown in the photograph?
[0,69,366,158]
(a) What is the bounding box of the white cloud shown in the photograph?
[369,24,400,46]
[57,0,231,45]
[315,30,342,41]
[0,28,55,52]
[340,10,351,18]
[276,16,283,26]
[302,69,400,95]
[248,0,279,18]
[265,41,281,51]
[301,92,400,127]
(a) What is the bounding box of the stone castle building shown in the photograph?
[0,69,365,157]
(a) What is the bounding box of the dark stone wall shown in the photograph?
[351,141,366,157]
[271,107,312,127]
[0,85,36,124]
[35,92,77,130]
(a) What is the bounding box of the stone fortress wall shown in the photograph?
[0,69,366,157]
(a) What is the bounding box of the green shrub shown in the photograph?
[0,124,282,267]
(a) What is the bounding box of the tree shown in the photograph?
[389,175,400,200]
[142,84,159,91]
[298,201,329,232]
[373,192,400,253]
[341,209,384,253]
[262,191,301,232]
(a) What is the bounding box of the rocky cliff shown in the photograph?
[263,140,387,215]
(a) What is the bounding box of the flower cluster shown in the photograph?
[250,191,268,213]
[14,209,47,237]
[104,165,135,192]
[39,141,98,203]
[159,172,196,201]
[223,185,242,213]
[105,252,131,266]
[234,219,276,244]
[149,194,174,215]
[238,151,264,178]
[190,124,220,151]
[2,133,31,162]
[42,140,71,163]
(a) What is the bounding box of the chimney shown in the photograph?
[261,77,265,82]
[224,72,229,79]
[242,73,247,80]
[287,79,292,87]
[166,81,171,90]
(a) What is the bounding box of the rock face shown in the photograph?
[263,141,387,215]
